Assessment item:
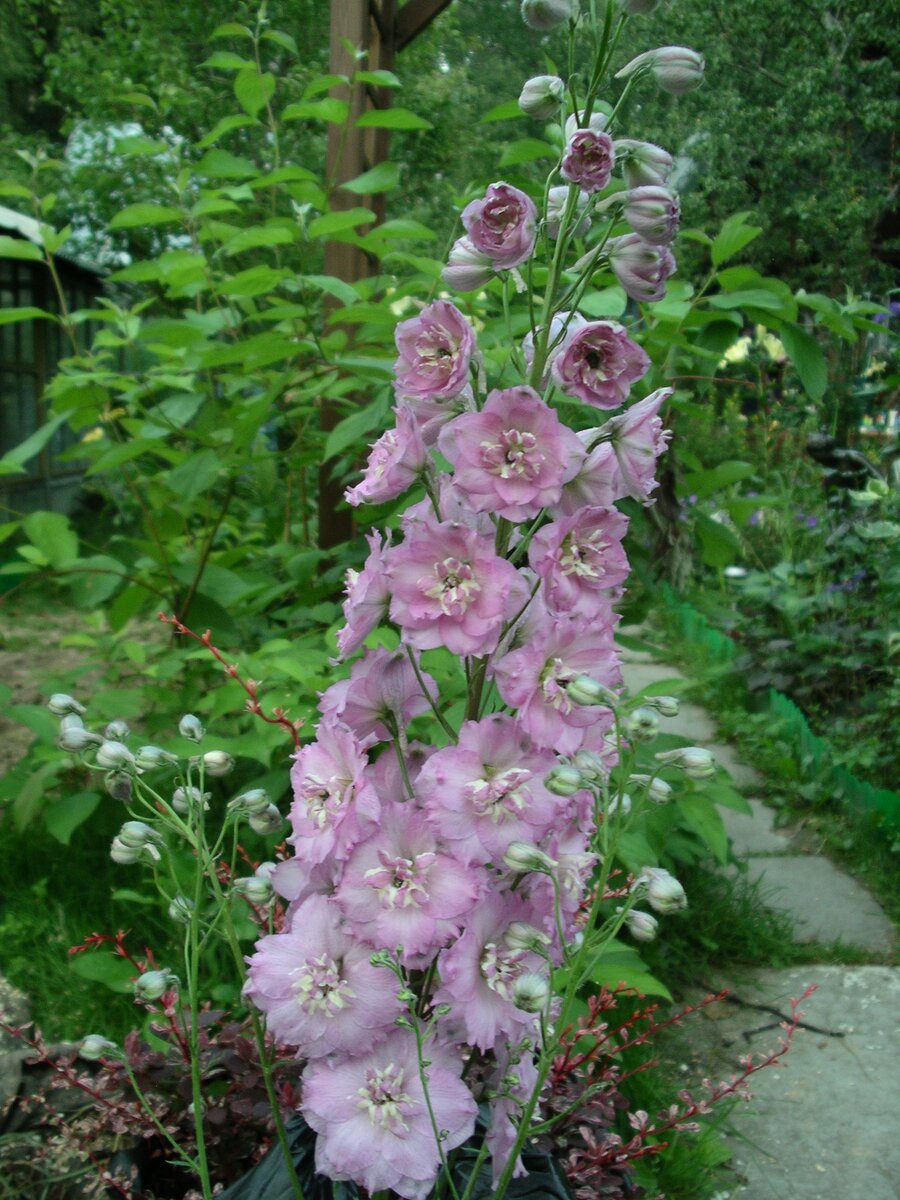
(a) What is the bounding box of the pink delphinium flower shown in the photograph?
[523,310,588,386]
[400,474,494,537]
[433,894,543,1051]
[614,139,673,189]
[529,505,631,616]
[493,613,621,753]
[387,520,527,657]
[461,181,537,270]
[485,1042,540,1185]
[337,803,483,963]
[437,386,585,521]
[289,720,380,864]
[394,300,476,402]
[244,895,403,1059]
[550,432,619,515]
[335,531,391,662]
[608,233,676,303]
[442,235,494,292]
[417,714,563,864]
[302,1031,476,1200]
[551,320,650,409]
[624,186,680,245]
[560,128,616,193]
[603,386,673,503]
[319,647,437,744]
[344,406,426,508]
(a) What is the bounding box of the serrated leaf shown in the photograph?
[780,321,827,402]
[480,100,524,123]
[0,235,43,261]
[499,138,556,167]
[45,792,100,845]
[308,207,376,238]
[23,511,78,568]
[711,211,763,267]
[220,225,295,254]
[356,107,431,130]
[201,50,252,71]
[235,68,276,118]
[341,161,400,194]
[109,203,183,230]
[197,114,260,148]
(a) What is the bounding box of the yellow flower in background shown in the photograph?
[720,335,752,366]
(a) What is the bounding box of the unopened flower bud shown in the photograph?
[103,720,130,742]
[96,741,136,770]
[228,788,272,817]
[512,972,550,1012]
[168,896,194,924]
[608,233,676,303]
[505,921,552,952]
[607,791,632,817]
[199,750,234,777]
[79,1034,117,1061]
[248,803,283,836]
[520,0,575,30]
[110,836,141,864]
[573,750,607,782]
[111,821,163,864]
[178,713,204,742]
[635,866,687,913]
[615,139,674,189]
[626,707,660,742]
[655,746,716,779]
[134,745,179,770]
[504,841,558,874]
[58,720,101,753]
[545,185,590,240]
[622,907,659,941]
[544,764,584,796]
[645,695,679,717]
[616,46,705,95]
[443,236,494,292]
[134,969,177,1002]
[567,675,619,708]
[172,785,210,814]
[628,773,673,804]
[48,693,86,717]
[624,186,681,245]
[234,874,274,905]
[518,74,565,119]
[120,821,159,849]
[105,769,133,803]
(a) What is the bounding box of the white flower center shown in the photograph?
[481,429,540,480]
[464,767,532,822]
[302,774,350,829]
[423,556,481,617]
[364,849,436,910]
[480,940,527,1000]
[539,656,574,713]
[559,529,608,579]
[291,954,355,1017]
[357,1063,415,1133]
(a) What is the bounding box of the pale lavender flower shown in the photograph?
[442,236,494,292]
[302,1032,476,1200]
[545,185,591,239]
[394,300,476,401]
[529,505,631,616]
[335,531,392,662]
[437,385,585,521]
[608,233,676,303]
[288,721,380,865]
[616,46,705,95]
[551,320,650,409]
[345,406,426,507]
[603,386,673,503]
[461,182,537,271]
[561,129,616,193]
[550,432,620,515]
[319,647,438,744]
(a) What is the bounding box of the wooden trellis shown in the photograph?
[319,0,453,547]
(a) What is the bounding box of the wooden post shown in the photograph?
[317,0,453,550]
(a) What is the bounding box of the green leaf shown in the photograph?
[41,224,72,254]
[707,289,784,312]
[235,68,276,118]
[324,398,389,460]
[480,100,524,123]
[299,274,359,305]
[579,287,627,319]
[780,321,827,402]
[0,235,43,261]
[0,305,58,326]
[499,138,557,167]
[681,460,756,500]
[678,794,729,864]
[1,410,71,472]
[22,511,78,568]
[66,555,125,607]
[70,951,135,993]
[195,149,260,179]
[711,211,763,267]
[356,107,432,130]
[109,203,183,230]
[694,511,741,568]
[587,941,672,1001]
[0,182,34,201]
[200,50,253,71]
[282,98,349,124]
[308,207,377,238]
[220,225,295,254]
[210,20,252,38]
[341,161,400,194]
[163,449,221,500]
[45,791,100,845]
[261,29,298,55]
[197,114,260,148]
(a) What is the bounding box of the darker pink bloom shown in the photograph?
[394,300,476,401]
[603,386,672,503]
[437,385,585,521]
[550,432,620,515]
[560,128,616,193]
[319,647,438,744]
[461,181,537,270]
[303,1032,476,1200]
[387,520,527,657]
[551,320,650,409]
[288,721,380,864]
[344,406,426,508]
[529,505,631,616]
[608,233,677,303]
[335,531,391,661]
[624,186,681,245]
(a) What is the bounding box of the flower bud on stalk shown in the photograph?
[178,713,205,742]
[544,764,585,796]
[103,720,130,742]
[607,792,632,817]
[168,896,194,924]
[655,746,716,779]
[110,820,163,864]
[96,741,137,771]
[48,693,86,717]
[79,1035,117,1061]
[626,707,660,742]
[567,675,619,708]
[607,233,676,303]
[635,866,687,913]
[134,745,179,770]
[573,750,607,782]
[512,972,551,1012]
[105,769,133,803]
[229,788,272,817]
[198,750,234,777]
[172,785,210,814]
[234,863,277,905]
[622,907,659,941]
[624,186,681,245]
[616,46,705,95]
[521,0,576,29]
[628,773,673,804]
[503,842,558,874]
[545,186,591,240]
[58,716,101,753]
[442,237,494,292]
[615,139,674,189]
[645,695,679,717]
[504,922,552,952]
[248,803,283,836]
[134,969,178,1002]
[518,74,565,119]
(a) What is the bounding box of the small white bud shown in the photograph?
[134,745,179,770]
[79,1034,117,1061]
[178,713,205,742]
[168,896,194,924]
[199,750,234,777]
[228,788,272,817]
[628,774,673,804]
[134,969,177,1002]
[572,750,607,782]
[626,707,660,742]
[503,841,558,874]
[112,821,163,864]
[103,720,130,742]
[234,875,274,905]
[172,785,210,814]
[635,866,687,914]
[48,693,86,717]
[118,820,162,849]
[621,907,659,942]
[520,0,576,30]
[96,741,136,770]
[655,746,716,780]
[58,721,102,753]
[512,972,550,1013]
[518,74,565,119]
[544,764,584,796]
[248,803,283,835]
[104,770,133,802]
[567,675,619,707]
[607,791,632,817]
[504,921,552,952]
[645,695,680,717]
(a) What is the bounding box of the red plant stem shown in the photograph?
[159,613,303,749]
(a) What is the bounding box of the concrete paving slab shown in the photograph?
[619,660,687,695]
[721,798,792,856]
[707,742,764,792]
[743,856,895,952]
[656,699,719,744]
[676,966,900,1200]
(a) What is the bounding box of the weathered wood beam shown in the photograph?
[396,0,455,51]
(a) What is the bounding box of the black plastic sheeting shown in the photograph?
[217,1114,575,1200]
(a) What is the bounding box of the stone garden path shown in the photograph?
[618,635,899,1200]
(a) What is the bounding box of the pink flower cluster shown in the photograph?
[246,277,671,1195]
